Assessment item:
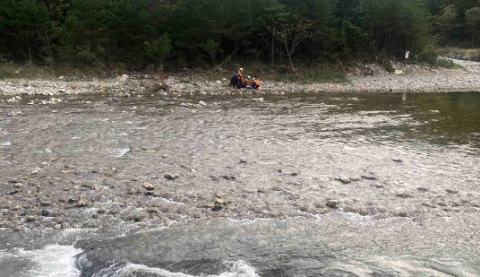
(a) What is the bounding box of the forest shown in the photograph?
[1,0,480,71]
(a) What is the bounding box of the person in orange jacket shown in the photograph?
[237,68,243,89]
[250,76,260,89]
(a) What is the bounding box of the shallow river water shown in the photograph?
[0,91,480,277]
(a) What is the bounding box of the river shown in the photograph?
[0,91,479,276]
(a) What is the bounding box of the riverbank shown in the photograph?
[0,59,479,99]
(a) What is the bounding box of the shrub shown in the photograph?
[382,61,395,73]
[435,58,456,68]
[418,45,439,64]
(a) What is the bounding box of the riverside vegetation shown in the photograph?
[1,0,480,75]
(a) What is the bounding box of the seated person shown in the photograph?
[242,76,251,88]
[250,76,260,89]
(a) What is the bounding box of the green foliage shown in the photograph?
[200,39,221,62]
[433,5,458,44]
[0,0,49,61]
[382,60,395,73]
[144,33,173,66]
[418,45,439,63]
[435,58,457,68]
[59,0,113,64]
[466,7,480,46]
[0,0,478,69]
[362,0,431,56]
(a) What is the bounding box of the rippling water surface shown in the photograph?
[0,91,479,277]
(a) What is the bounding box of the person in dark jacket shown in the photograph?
[230,71,239,88]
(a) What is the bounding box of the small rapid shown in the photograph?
[85,260,258,277]
[0,245,81,277]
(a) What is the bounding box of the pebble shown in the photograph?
[164,173,179,180]
[396,192,413,199]
[40,201,52,207]
[142,183,155,191]
[222,175,236,181]
[214,196,226,206]
[77,199,88,207]
[422,202,436,208]
[127,211,148,222]
[338,176,352,184]
[361,175,378,180]
[394,210,409,217]
[350,176,362,182]
[14,183,23,188]
[41,210,50,217]
[326,200,338,209]
[446,189,459,194]
[213,196,227,211]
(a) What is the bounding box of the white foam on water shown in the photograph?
[1,141,12,146]
[95,260,258,277]
[19,245,82,277]
[116,147,131,158]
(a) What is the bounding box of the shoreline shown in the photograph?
[1,59,480,97]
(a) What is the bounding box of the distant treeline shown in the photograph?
[1,0,479,70]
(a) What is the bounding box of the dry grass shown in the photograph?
[438,47,480,61]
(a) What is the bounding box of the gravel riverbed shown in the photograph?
[1,59,479,99]
[1,91,479,233]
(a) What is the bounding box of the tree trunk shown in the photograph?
[271,25,275,68]
[472,25,476,48]
[44,28,54,63]
[284,41,295,71]
[287,54,295,72]
[27,35,32,64]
